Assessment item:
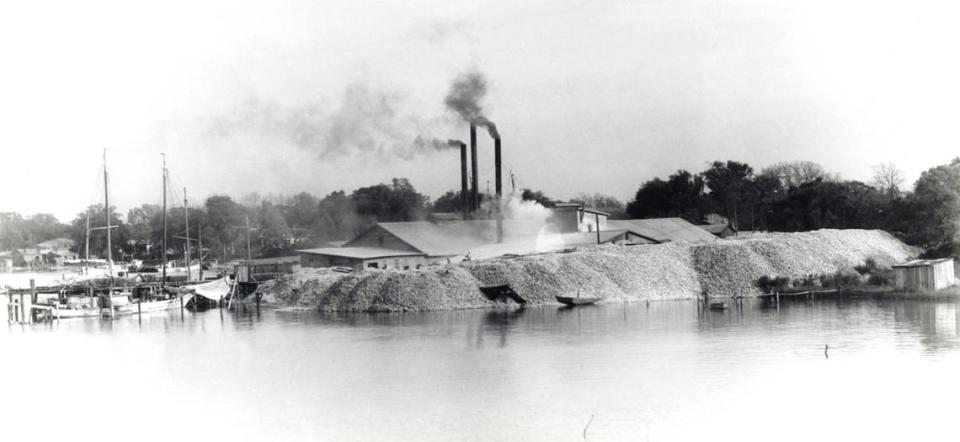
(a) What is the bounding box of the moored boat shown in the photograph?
[556,292,603,306]
[709,302,728,311]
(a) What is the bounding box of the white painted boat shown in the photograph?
[38,292,193,319]
[115,294,193,315]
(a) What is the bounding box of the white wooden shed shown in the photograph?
[891,258,956,291]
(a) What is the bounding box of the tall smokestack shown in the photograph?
[460,142,468,220]
[495,135,502,242]
[470,123,479,214]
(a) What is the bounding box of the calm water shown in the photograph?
[2,298,960,441]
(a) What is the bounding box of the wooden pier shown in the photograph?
[757,289,840,304]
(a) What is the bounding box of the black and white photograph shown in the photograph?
[2,0,960,440]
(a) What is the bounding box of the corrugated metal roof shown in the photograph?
[892,258,954,268]
[369,220,546,257]
[555,229,631,245]
[606,218,717,243]
[297,247,425,260]
[243,256,302,265]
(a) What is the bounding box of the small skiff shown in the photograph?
[556,295,603,306]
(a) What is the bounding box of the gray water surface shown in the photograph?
[2,299,958,441]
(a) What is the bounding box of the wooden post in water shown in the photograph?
[29,279,36,323]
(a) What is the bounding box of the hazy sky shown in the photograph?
[2,0,959,222]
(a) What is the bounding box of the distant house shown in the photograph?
[892,258,956,291]
[0,250,13,271]
[45,248,79,266]
[35,238,75,250]
[700,223,738,238]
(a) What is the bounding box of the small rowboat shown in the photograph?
[709,302,728,311]
[556,294,603,306]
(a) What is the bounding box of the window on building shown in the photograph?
[367,262,378,269]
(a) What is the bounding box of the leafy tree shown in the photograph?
[909,160,960,252]
[314,190,361,243]
[702,161,754,228]
[431,190,469,213]
[68,205,129,260]
[768,180,885,232]
[759,161,834,189]
[627,170,710,222]
[205,195,243,260]
[0,212,28,250]
[352,178,428,225]
[257,201,290,257]
[570,193,627,218]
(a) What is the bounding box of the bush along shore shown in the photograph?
[251,229,919,312]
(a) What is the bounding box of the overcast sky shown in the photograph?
[2,0,959,222]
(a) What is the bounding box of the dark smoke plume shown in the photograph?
[444,70,488,123]
[476,119,499,139]
[412,136,466,152]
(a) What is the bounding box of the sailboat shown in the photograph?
[42,152,198,318]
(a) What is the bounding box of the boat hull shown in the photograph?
[556,296,603,306]
[40,295,193,319]
[115,295,192,315]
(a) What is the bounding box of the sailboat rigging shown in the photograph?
[35,152,230,318]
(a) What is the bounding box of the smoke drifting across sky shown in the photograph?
[3,0,960,222]
[200,82,461,160]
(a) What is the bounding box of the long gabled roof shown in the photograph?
[367,220,545,257]
[892,258,954,268]
[297,247,425,260]
[606,218,716,243]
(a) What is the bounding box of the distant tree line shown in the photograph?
[5,158,959,261]
[625,158,960,257]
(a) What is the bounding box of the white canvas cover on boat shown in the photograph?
[181,277,232,301]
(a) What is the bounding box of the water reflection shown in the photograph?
[6,297,960,441]
[478,307,526,348]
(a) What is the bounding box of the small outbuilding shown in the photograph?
[892,258,956,291]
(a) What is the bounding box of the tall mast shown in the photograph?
[184,187,190,281]
[84,208,90,275]
[161,153,167,289]
[198,225,203,281]
[245,216,252,261]
[103,149,113,279]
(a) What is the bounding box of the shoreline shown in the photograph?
[252,229,919,312]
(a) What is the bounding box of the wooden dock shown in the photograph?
[757,289,840,303]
